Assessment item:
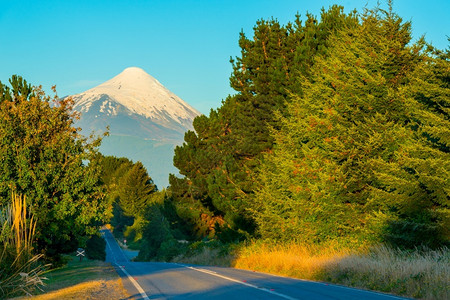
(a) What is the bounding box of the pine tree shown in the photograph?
[253,5,449,247]
[118,161,156,217]
[170,6,358,237]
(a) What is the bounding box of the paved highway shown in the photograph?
[102,228,407,300]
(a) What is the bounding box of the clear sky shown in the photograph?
[0,0,448,114]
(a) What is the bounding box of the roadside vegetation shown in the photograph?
[111,2,449,300]
[234,243,449,300]
[18,256,129,300]
[170,241,449,299]
[1,0,448,299]
[0,69,109,297]
[0,193,46,298]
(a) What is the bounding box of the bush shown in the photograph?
[111,200,134,239]
[384,219,449,249]
[158,238,185,261]
[86,234,106,261]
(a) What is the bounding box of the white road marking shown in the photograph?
[185,266,297,300]
[102,230,150,300]
[117,265,150,300]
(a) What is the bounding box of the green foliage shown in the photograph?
[123,215,148,249]
[118,161,156,217]
[137,191,191,261]
[252,5,449,248]
[97,155,134,237]
[98,155,157,246]
[110,200,134,238]
[85,234,106,261]
[0,76,107,261]
[137,203,173,260]
[98,155,134,188]
[170,5,358,238]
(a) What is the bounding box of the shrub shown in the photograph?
[86,234,106,261]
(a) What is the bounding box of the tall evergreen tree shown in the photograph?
[118,161,156,217]
[252,5,449,247]
[171,6,358,237]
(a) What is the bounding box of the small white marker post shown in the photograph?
[76,248,85,261]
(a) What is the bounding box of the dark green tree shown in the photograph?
[137,191,191,261]
[97,155,134,223]
[171,5,358,237]
[86,234,106,261]
[118,161,156,217]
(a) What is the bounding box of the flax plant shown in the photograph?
[0,192,46,298]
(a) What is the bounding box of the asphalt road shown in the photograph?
[101,229,407,300]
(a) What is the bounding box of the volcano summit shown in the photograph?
[71,67,201,187]
[72,67,200,141]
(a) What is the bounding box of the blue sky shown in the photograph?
[0,0,448,114]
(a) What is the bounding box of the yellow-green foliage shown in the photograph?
[252,4,449,247]
[0,192,46,298]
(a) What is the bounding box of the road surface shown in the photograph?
[101,229,407,300]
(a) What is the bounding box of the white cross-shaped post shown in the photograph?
[76,248,85,261]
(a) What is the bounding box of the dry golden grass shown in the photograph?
[233,242,353,279]
[325,246,449,300]
[172,240,449,299]
[232,242,449,300]
[26,279,128,300]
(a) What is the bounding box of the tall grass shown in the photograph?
[233,242,449,300]
[324,246,449,300]
[171,239,448,299]
[0,192,47,298]
[233,241,354,279]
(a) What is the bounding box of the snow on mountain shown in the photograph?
[72,67,200,137]
[70,67,202,188]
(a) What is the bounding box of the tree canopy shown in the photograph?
[167,3,449,249]
[170,5,359,238]
[0,76,107,259]
[252,6,449,247]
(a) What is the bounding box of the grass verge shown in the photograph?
[16,256,130,300]
[173,241,449,300]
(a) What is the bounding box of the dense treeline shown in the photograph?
[163,3,449,253]
[253,9,449,247]
[170,5,359,240]
[98,156,158,245]
[100,155,192,260]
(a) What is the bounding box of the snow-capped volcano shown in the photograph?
[71,67,201,188]
[72,67,200,140]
